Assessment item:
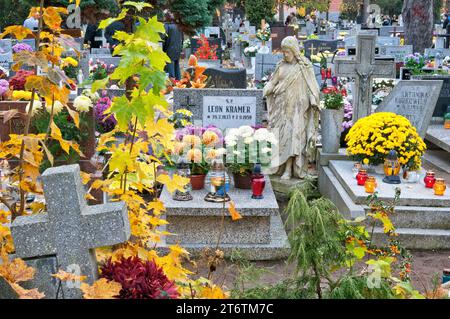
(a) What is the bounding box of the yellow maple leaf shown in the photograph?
[0,26,33,41]
[9,282,45,299]
[198,285,229,299]
[156,173,189,194]
[80,278,121,299]
[228,201,243,221]
[0,258,35,283]
[52,270,87,283]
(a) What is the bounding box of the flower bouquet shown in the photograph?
[243,45,258,58]
[88,58,115,82]
[224,126,277,189]
[346,112,427,170]
[404,53,427,75]
[256,25,271,42]
[194,34,218,60]
[172,126,225,189]
[12,43,33,53]
[169,55,209,89]
[94,91,117,133]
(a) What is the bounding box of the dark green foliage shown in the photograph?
[244,0,276,26]
[325,275,395,299]
[169,0,211,33]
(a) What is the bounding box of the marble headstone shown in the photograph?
[0,39,13,70]
[412,75,450,118]
[379,45,413,62]
[376,80,444,137]
[255,53,282,81]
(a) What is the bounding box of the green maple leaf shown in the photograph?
[123,1,152,12]
[98,9,128,30]
[109,95,133,130]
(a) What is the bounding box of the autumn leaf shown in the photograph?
[80,278,121,299]
[0,258,35,283]
[198,284,229,299]
[9,282,45,299]
[0,26,33,40]
[156,173,189,194]
[52,270,87,283]
[99,9,128,30]
[43,7,63,30]
[228,201,243,221]
[123,1,152,11]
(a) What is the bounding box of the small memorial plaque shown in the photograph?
[203,96,256,128]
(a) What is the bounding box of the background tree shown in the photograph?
[244,0,276,25]
[402,0,434,53]
[340,0,362,21]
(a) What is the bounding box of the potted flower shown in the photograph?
[173,126,224,190]
[346,112,427,174]
[404,53,427,75]
[320,86,345,154]
[340,97,353,148]
[183,38,191,59]
[225,126,277,189]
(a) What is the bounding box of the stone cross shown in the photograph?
[335,34,396,121]
[307,43,317,57]
[11,164,130,299]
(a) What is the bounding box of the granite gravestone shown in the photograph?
[10,164,130,299]
[425,48,450,57]
[379,26,404,37]
[379,45,413,62]
[377,37,401,47]
[335,34,396,121]
[255,53,282,82]
[91,48,111,55]
[375,80,443,137]
[200,67,247,89]
[303,39,339,59]
[173,88,264,129]
[0,39,13,70]
[412,75,450,118]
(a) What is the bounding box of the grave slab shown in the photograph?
[375,80,443,138]
[426,125,450,153]
[159,178,290,260]
[318,160,450,249]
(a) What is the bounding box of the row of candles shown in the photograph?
[354,166,447,196]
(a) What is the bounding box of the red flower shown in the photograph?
[100,256,179,299]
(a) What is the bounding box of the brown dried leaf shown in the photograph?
[80,278,121,299]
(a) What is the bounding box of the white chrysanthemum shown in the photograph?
[261,147,272,153]
[45,100,64,114]
[227,140,237,147]
[244,136,254,144]
[225,134,237,145]
[254,128,269,141]
[233,150,241,156]
[74,95,93,112]
[216,148,226,156]
[238,125,254,138]
[25,100,43,116]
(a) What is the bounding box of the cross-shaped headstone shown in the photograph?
[11,164,130,299]
[335,34,396,121]
[307,43,317,57]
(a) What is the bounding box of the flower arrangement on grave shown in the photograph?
[169,55,209,89]
[8,70,34,90]
[100,256,180,299]
[346,112,427,170]
[172,125,225,189]
[404,53,427,75]
[183,38,191,49]
[225,126,277,188]
[307,34,319,40]
[88,58,115,82]
[243,45,258,58]
[61,56,79,81]
[372,80,395,105]
[256,24,271,42]
[194,34,218,60]
[342,98,353,131]
[321,86,346,110]
[94,90,116,133]
[12,42,33,53]
[0,79,9,99]
[168,109,192,129]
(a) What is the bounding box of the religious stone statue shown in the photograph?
[263,36,320,180]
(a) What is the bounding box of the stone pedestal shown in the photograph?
[318,156,450,249]
[159,178,290,260]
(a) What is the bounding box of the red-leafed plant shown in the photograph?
[100,256,180,299]
[194,34,218,60]
[9,70,34,91]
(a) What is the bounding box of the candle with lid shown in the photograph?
[364,176,377,194]
[424,171,436,188]
[356,169,368,186]
[433,178,446,196]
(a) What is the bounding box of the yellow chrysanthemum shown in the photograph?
[182,135,201,147]
[202,131,219,146]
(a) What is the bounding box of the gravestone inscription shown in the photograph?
[173,88,264,129]
[376,80,443,137]
[303,39,339,58]
[412,75,450,118]
[0,39,13,70]
[379,45,413,62]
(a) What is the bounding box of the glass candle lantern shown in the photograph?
[434,178,447,196]
[352,163,362,179]
[444,105,450,129]
[327,68,332,79]
[383,150,401,184]
[356,169,368,186]
[424,171,436,188]
[204,161,231,203]
[364,176,377,194]
[251,163,266,199]
[172,160,193,201]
